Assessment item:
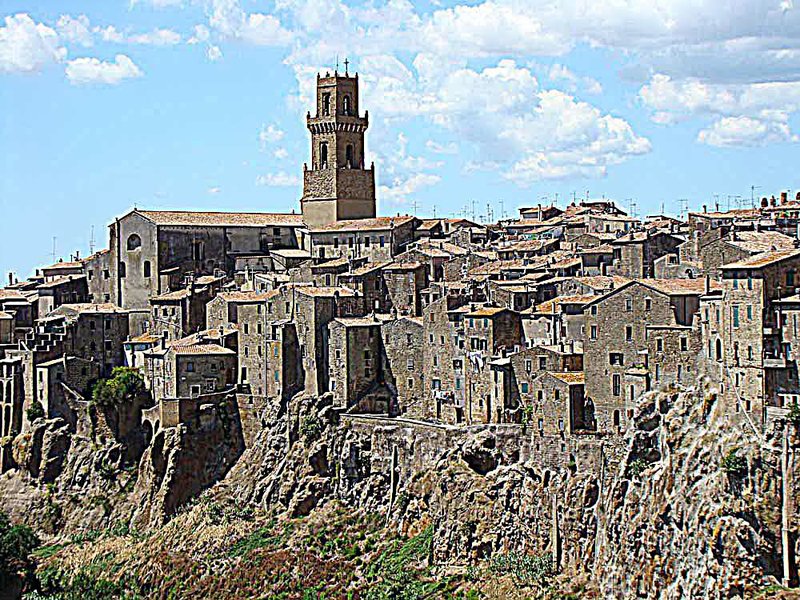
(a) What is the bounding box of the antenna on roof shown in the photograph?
[335,54,339,73]
[52,236,57,264]
[89,226,95,255]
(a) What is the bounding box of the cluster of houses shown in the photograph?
[2,68,800,472]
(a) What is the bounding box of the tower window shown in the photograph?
[346,144,354,168]
[143,261,151,278]
[322,93,330,116]
[342,94,351,115]
[127,234,141,251]
[320,142,328,168]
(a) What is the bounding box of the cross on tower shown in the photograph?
[344,58,349,75]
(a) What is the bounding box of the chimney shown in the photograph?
[704,274,710,295]
[75,250,80,260]
[702,204,707,213]
[7,272,12,286]
[782,191,788,205]
[771,195,777,207]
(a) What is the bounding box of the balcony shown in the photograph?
[763,355,788,369]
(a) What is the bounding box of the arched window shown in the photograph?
[345,144,354,168]
[613,409,620,427]
[127,234,141,251]
[320,142,328,168]
[321,93,331,116]
[119,261,126,278]
[342,95,351,115]
[715,338,723,361]
[143,261,151,278]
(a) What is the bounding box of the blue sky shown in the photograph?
[1,0,799,278]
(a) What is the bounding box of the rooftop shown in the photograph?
[550,372,585,385]
[722,248,800,270]
[134,209,304,227]
[172,344,236,355]
[309,215,415,232]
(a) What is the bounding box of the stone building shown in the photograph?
[300,70,376,227]
[583,279,710,434]
[306,216,418,263]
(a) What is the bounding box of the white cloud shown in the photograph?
[0,13,65,73]
[188,24,210,44]
[274,147,289,159]
[56,14,93,47]
[128,28,182,45]
[379,173,441,205]
[129,0,184,8]
[209,0,293,46]
[65,54,143,85]
[426,140,458,154]
[548,63,602,95]
[259,124,285,147]
[256,171,300,186]
[207,45,223,61]
[698,116,798,147]
[95,25,125,43]
[208,186,221,194]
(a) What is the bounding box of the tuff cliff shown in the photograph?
[1,384,798,599]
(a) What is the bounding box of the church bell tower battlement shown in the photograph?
[300,66,377,228]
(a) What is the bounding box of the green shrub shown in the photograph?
[300,415,322,443]
[788,402,800,427]
[721,450,748,477]
[488,551,553,589]
[26,401,45,423]
[91,368,145,408]
[626,458,648,479]
[0,509,40,587]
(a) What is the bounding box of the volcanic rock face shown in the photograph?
[1,384,796,598]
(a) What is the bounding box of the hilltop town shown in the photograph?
[1,69,799,597]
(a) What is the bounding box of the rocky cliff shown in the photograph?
[1,384,798,598]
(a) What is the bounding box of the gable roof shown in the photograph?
[133,209,304,227]
[309,216,415,233]
[722,248,800,270]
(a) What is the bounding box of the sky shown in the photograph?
[1,0,800,279]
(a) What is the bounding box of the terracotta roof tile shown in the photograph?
[136,209,304,227]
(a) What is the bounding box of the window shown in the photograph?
[538,357,547,370]
[554,390,560,402]
[788,271,796,287]
[379,236,385,248]
[244,323,249,334]
[119,261,126,278]
[206,379,216,392]
[365,237,371,248]
[609,352,624,366]
[143,261,151,278]
[746,305,753,320]
[525,360,532,373]
[127,234,142,251]
[537,390,543,402]
[320,142,328,168]
[345,144,354,167]
[747,345,753,361]
[644,298,652,311]
[733,279,739,290]
[407,378,414,388]
[732,305,740,328]
[625,326,632,342]
[625,298,632,312]
[590,305,597,315]
[103,269,110,279]
[748,277,753,290]
[656,338,663,352]
[680,337,688,351]
[455,378,461,390]
[321,93,331,115]
[432,378,441,390]
[612,374,621,396]
[187,362,194,372]
[521,382,529,393]
[590,325,597,340]
[333,238,339,249]
[342,94,351,115]
[407,358,414,371]
[325,274,331,286]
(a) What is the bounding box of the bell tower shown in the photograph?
[301,65,376,228]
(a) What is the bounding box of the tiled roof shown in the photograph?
[531,295,598,315]
[127,333,160,344]
[550,372,585,385]
[36,275,86,289]
[384,261,422,271]
[172,344,235,355]
[42,261,83,270]
[465,306,509,317]
[295,286,357,297]
[641,278,721,295]
[135,209,304,227]
[50,303,125,315]
[724,231,795,254]
[309,216,415,232]
[216,290,277,303]
[151,289,192,301]
[722,248,800,269]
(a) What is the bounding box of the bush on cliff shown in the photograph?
[91,368,145,408]
[0,509,40,589]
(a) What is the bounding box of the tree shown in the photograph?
[26,400,45,423]
[0,509,40,588]
[91,367,145,408]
